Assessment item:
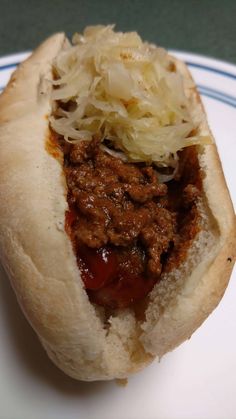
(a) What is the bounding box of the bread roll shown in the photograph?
[0,29,235,381]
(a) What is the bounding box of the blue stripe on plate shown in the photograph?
[0,62,19,71]
[197,86,236,108]
[198,88,236,108]
[187,61,236,81]
[197,84,236,105]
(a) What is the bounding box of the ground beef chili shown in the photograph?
[53,134,201,309]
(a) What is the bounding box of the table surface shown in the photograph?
[0,0,236,63]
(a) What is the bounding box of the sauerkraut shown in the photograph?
[50,25,211,167]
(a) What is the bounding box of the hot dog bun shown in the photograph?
[0,32,235,381]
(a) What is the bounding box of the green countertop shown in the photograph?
[0,0,236,64]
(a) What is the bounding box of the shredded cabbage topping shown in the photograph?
[50,25,211,168]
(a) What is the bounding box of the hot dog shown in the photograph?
[0,26,235,381]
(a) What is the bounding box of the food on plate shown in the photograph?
[0,25,235,381]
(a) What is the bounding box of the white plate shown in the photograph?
[0,51,235,419]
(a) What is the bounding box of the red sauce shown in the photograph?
[78,244,157,308]
[77,246,118,290]
[88,270,156,309]
[65,206,158,307]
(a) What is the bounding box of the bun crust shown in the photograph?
[0,34,235,381]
